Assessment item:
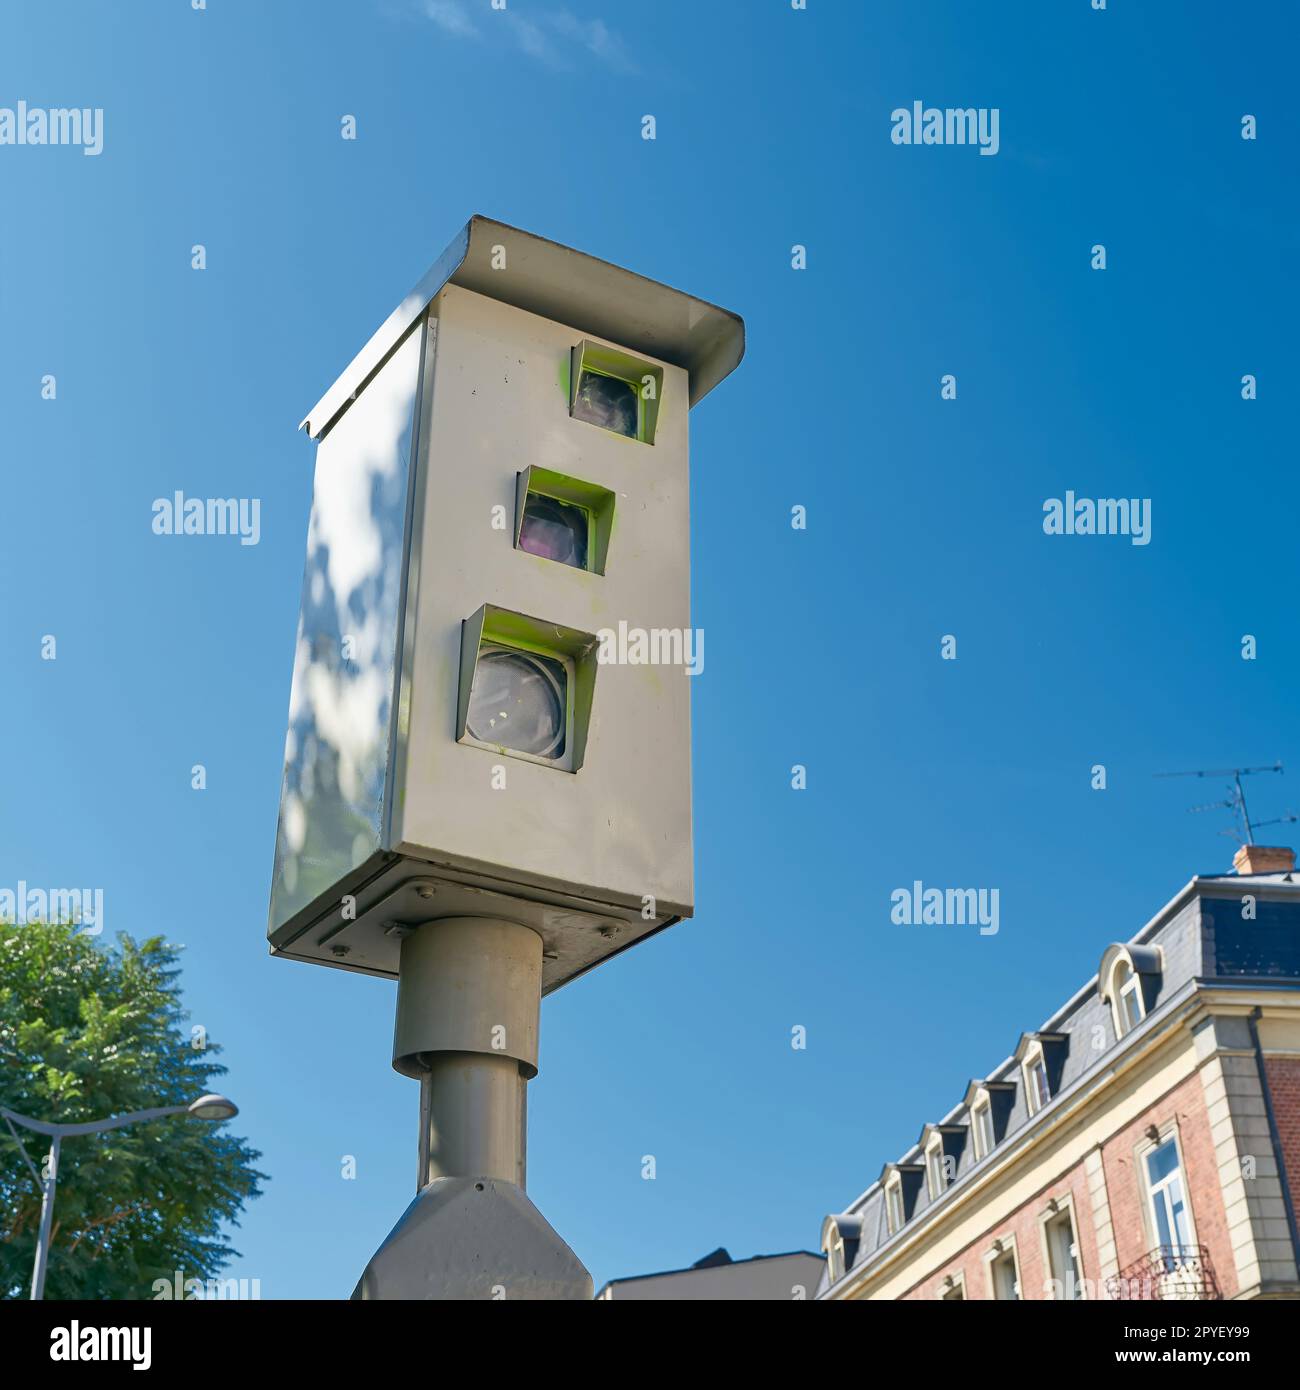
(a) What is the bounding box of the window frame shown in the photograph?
[1038,1195,1086,1300]
[1022,1042,1051,1116]
[970,1093,994,1160]
[938,1271,966,1301]
[1139,1127,1198,1261]
[884,1172,906,1236]
[825,1224,845,1283]
[983,1236,1022,1301]
[925,1134,946,1201]
[1118,967,1145,1033]
[1100,944,1160,1040]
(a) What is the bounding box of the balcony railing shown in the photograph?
[1105,1245,1221,1301]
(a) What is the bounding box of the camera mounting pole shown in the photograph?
[353,916,590,1300]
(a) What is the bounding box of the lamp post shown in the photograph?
[1,1093,238,1300]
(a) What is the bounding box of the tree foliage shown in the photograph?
[0,922,265,1299]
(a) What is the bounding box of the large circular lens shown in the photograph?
[573,369,638,439]
[466,648,567,759]
[519,494,589,570]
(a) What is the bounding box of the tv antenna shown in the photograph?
[1154,761,1294,845]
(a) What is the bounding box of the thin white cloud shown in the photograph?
[414,2,635,73]
[547,10,633,72]
[423,0,479,39]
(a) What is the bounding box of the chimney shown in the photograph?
[1232,844,1296,875]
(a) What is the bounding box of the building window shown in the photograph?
[971,1097,994,1160]
[885,1176,905,1236]
[826,1228,845,1283]
[925,1138,945,1200]
[1117,963,1145,1034]
[1043,1205,1083,1300]
[1145,1135,1194,1263]
[940,1274,965,1301]
[988,1244,1020,1300]
[1023,1045,1051,1115]
[1099,943,1162,1041]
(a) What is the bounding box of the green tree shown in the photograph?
[0,922,266,1299]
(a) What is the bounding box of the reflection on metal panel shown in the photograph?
[269,325,423,933]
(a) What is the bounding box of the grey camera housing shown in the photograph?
[267,217,744,993]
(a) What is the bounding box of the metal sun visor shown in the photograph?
[299,215,745,441]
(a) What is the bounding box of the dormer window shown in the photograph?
[820,1213,863,1285]
[971,1095,994,1159]
[925,1137,945,1200]
[826,1225,846,1282]
[1024,1045,1051,1114]
[886,1174,905,1235]
[880,1163,924,1236]
[1014,1033,1066,1118]
[917,1123,964,1199]
[1118,963,1144,1031]
[1099,944,1162,1039]
[964,1078,1015,1159]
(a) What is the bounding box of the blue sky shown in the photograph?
[2,0,1297,1297]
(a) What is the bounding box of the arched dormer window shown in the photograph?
[821,1213,863,1283]
[1098,943,1163,1039]
[824,1220,845,1282]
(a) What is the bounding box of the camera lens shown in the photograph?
[573,369,639,439]
[466,647,567,759]
[519,493,589,570]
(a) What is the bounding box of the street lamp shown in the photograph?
[187,1094,239,1122]
[1,1094,239,1300]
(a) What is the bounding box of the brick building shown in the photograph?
[817,846,1300,1301]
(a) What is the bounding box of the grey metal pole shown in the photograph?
[1236,772,1254,844]
[30,1135,60,1301]
[356,916,590,1299]
[421,1051,527,1187]
[393,917,541,1189]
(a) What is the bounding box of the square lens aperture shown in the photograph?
[519,491,589,570]
[572,369,639,439]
